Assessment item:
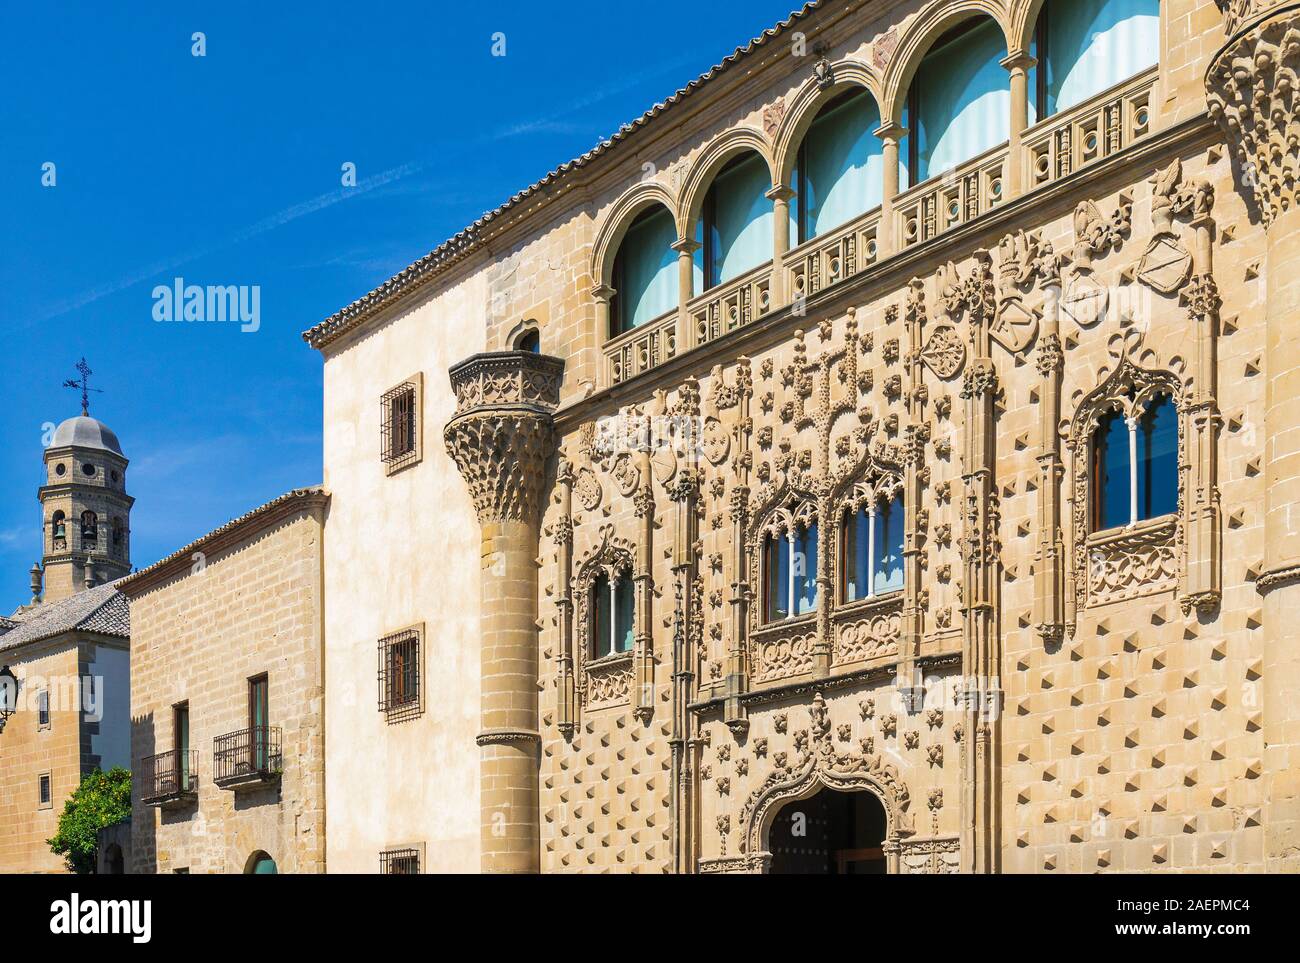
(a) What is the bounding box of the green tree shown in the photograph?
[47,767,131,874]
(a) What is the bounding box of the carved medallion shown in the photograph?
[990,298,1039,353]
[1136,235,1193,294]
[574,466,602,510]
[762,99,785,139]
[701,416,731,466]
[919,324,966,379]
[611,453,640,496]
[1061,271,1109,328]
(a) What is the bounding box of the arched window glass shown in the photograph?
[1093,409,1131,531]
[873,497,905,594]
[1137,393,1178,520]
[763,532,790,622]
[1032,0,1160,120]
[1092,393,1177,531]
[610,206,677,337]
[842,494,905,602]
[793,523,819,615]
[908,18,1010,183]
[694,152,773,292]
[592,570,635,658]
[793,89,884,244]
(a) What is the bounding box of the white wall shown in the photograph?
[321,269,488,873]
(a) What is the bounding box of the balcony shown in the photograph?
[896,142,1010,250]
[784,209,882,302]
[689,262,773,349]
[138,749,199,807]
[1023,67,1155,192]
[605,309,678,386]
[213,726,283,790]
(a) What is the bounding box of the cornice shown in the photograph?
[116,487,329,597]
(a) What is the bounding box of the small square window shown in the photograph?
[38,773,52,809]
[380,374,423,475]
[378,627,422,722]
[380,847,421,874]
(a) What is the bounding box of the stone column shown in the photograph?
[671,239,700,353]
[1001,53,1036,201]
[445,350,565,874]
[874,122,906,256]
[766,185,796,307]
[1206,0,1300,872]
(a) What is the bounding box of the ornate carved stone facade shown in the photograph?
[308,0,1300,872]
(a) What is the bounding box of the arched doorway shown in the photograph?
[104,843,124,875]
[244,851,277,874]
[768,787,888,874]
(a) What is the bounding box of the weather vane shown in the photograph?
[63,357,102,416]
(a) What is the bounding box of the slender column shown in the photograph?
[592,283,615,387]
[724,360,753,733]
[766,185,796,307]
[672,239,700,352]
[875,122,906,257]
[554,460,576,734]
[632,426,656,721]
[1032,267,1065,644]
[1001,53,1036,201]
[1207,1,1300,872]
[445,351,564,874]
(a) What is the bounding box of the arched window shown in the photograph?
[245,851,277,874]
[762,520,819,623]
[515,329,541,353]
[906,18,1010,184]
[51,511,66,546]
[792,88,885,244]
[694,152,774,293]
[842,493,905,602]
[592,570,635,659]
[1031,0,1160,120]
[1091,392,1177,530]
[610,205,677,337]
[80,511,98,547]
[112,518,124,552]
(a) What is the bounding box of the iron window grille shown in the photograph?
[380,383,418,471]
[39,774,51,806]
[378,629,421,722]
[380,848,421,874]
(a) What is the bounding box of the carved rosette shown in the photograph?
[444,352,565,526]
[1206,2,1300,227]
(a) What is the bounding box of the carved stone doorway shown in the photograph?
[768,787,888,874]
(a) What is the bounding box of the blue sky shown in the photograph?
[0,1,803,614]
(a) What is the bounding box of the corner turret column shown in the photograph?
[1207,0,1300,872]
[445,351,565,874]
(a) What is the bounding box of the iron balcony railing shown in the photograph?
[138,749,199,805]
[212,725,283,787]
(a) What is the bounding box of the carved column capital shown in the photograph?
[1206,3,1300,227]
[444,351,565,526]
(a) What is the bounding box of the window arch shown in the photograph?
[80,511,98,548]
[792,87,885,244]
[591,569,635,659]
[610,204,677,337]
[693,151,774,293]
[51,511,66,548]
[1030,0,1159,120]
[1090,390,1178,531]
[515,328,541,353]
[842,485,905,603]
[906,17,1010,184]
[759,502,819,623]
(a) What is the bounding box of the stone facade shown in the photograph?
[118,489,327,874]
[306,0,1300,872]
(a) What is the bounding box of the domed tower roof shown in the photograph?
[50,415,124,456]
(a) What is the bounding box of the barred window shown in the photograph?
[39,773,52,808]
[380,848,420,874]
[380,380,420,472]
[378,628,421,721]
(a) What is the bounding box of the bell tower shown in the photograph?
[35,360,133,604]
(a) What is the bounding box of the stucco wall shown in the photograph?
[321,271,488,873]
